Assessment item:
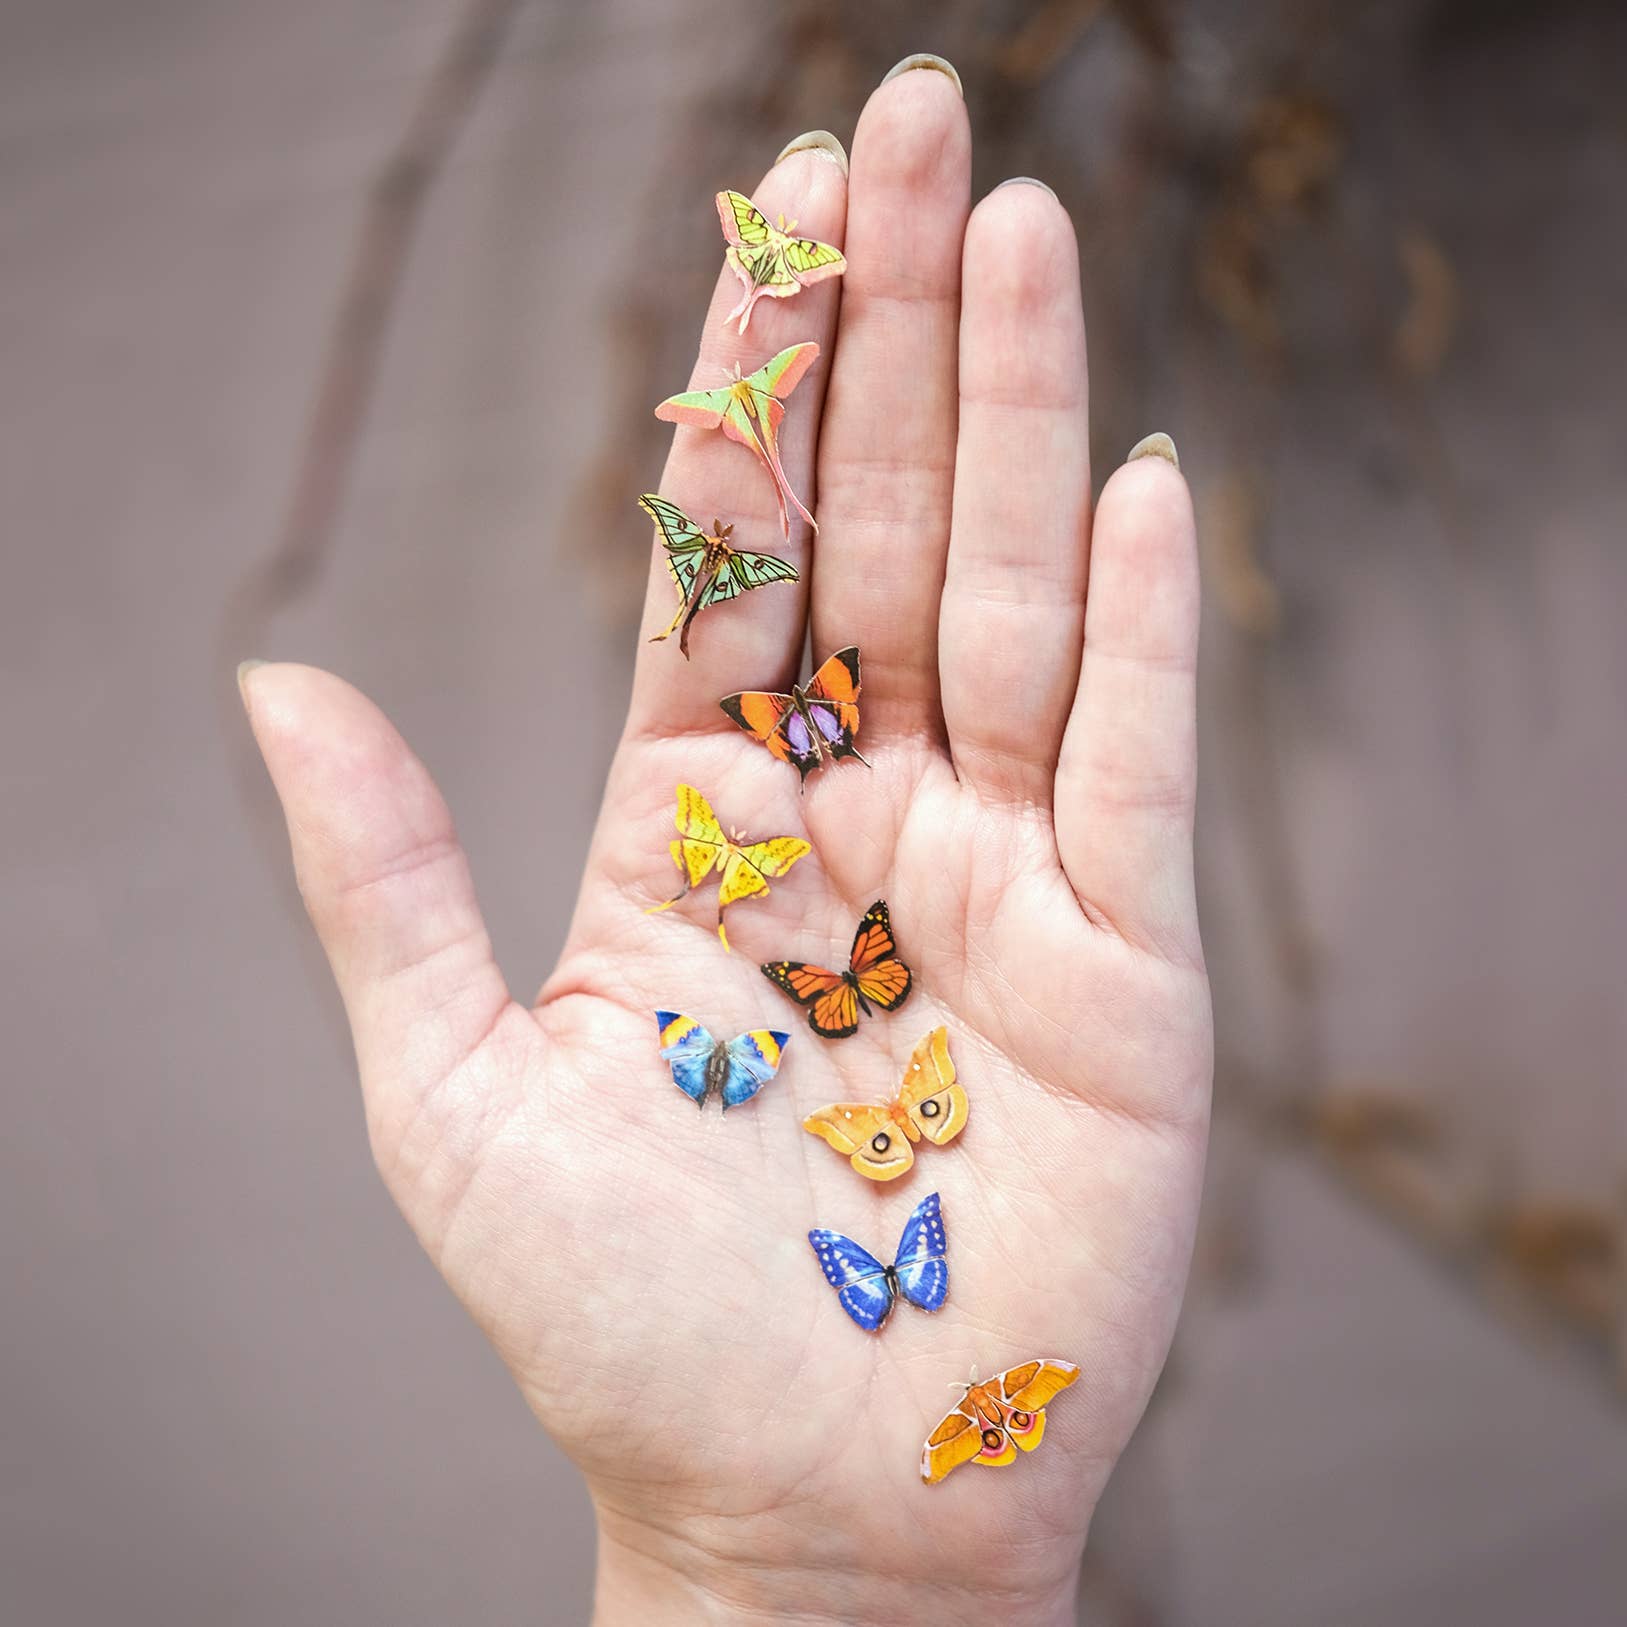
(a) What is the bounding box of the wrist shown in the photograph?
[590,1499,1084,1627]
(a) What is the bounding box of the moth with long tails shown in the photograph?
[654,342,820,543]
[637,495,798,659]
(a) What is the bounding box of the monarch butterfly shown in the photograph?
[761,899,912,1039]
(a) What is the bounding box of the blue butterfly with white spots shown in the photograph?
[807,1191,949,1331]
[654,1011,790,1111]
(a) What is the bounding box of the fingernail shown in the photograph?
[775,129,849,176]
[236,658,266,711]
[881,53,963,96]
[1127,432,1180,469]
[995,176,1056,198]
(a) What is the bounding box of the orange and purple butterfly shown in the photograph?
[653,1012,790,1111]
[715,190,847,336]
[720,646,867,786]
[920,1359,1081,1484]
[637,496,799,659]
[761,899,911,1039]
[654,342,819,542]
[802,1026,967,1181]
[644,784,810,952]
[808,1190,948,1332]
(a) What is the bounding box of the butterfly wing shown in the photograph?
[718,838,811,908]
[715,190,773,249]
[847,899,913,1013]
[994,1360,1079,1456]
[806,1228,896,1331]
[897,1026,969,1147]
[694,566,741,610]
[800,1102,917,1180]
[760,960,861,1038]
[662,547,704,603]
[970,1431,1019,1468]
[891,1191,948,1312]
[997,1359,1081,1414]
[717,1029,790,1111]
[799,646,864,764]
[1005,1409,1047,1454]
[638,493,707,554]
[671,783,726,882]
[748,341,820,402]
[713,837,810,951]
[653,382,731,431]
[654,1011,716,1105]
[722,547,800,594]
[637,494,711,644]
[782,233,847,287]
[807,980,861,1038]
[645,785,725,916]
[920,1395,986,1484]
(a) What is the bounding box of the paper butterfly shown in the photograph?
[654,1012,790,1111]
[645,784,811,952]
[920,1359,1081,1484]
[807,1191,948,1332]
[802,1026,967,1181]
[654,342,819,542]
[637,495,798,659]
[720,646,867,785]
[716,190,847,335]
[761,899,911,1039]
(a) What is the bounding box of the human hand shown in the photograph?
[241,55,1210,1627]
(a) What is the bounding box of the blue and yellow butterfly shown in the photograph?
[807,1191,948,1331]
[654,1012,790,1111]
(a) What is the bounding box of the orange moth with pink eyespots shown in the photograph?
[920,1359,1081,1484]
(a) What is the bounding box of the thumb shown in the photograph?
[238,661,523,1217]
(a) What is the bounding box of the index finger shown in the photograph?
[623,137,849,741]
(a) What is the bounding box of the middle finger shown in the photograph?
[810,57,971,753]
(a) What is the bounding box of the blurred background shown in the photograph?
[3,0,1624,1621]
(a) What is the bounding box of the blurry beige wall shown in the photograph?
[4,2,1624,1624]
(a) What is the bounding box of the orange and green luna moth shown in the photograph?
[920,1359,1081,1484]
[716,190,847,336]
[645,784,811,953]
[654,342,820,543]
[637,495,799,659]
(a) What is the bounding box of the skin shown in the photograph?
[240,62,1210,1627]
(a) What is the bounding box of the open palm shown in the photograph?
[243,63,1210,1626]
